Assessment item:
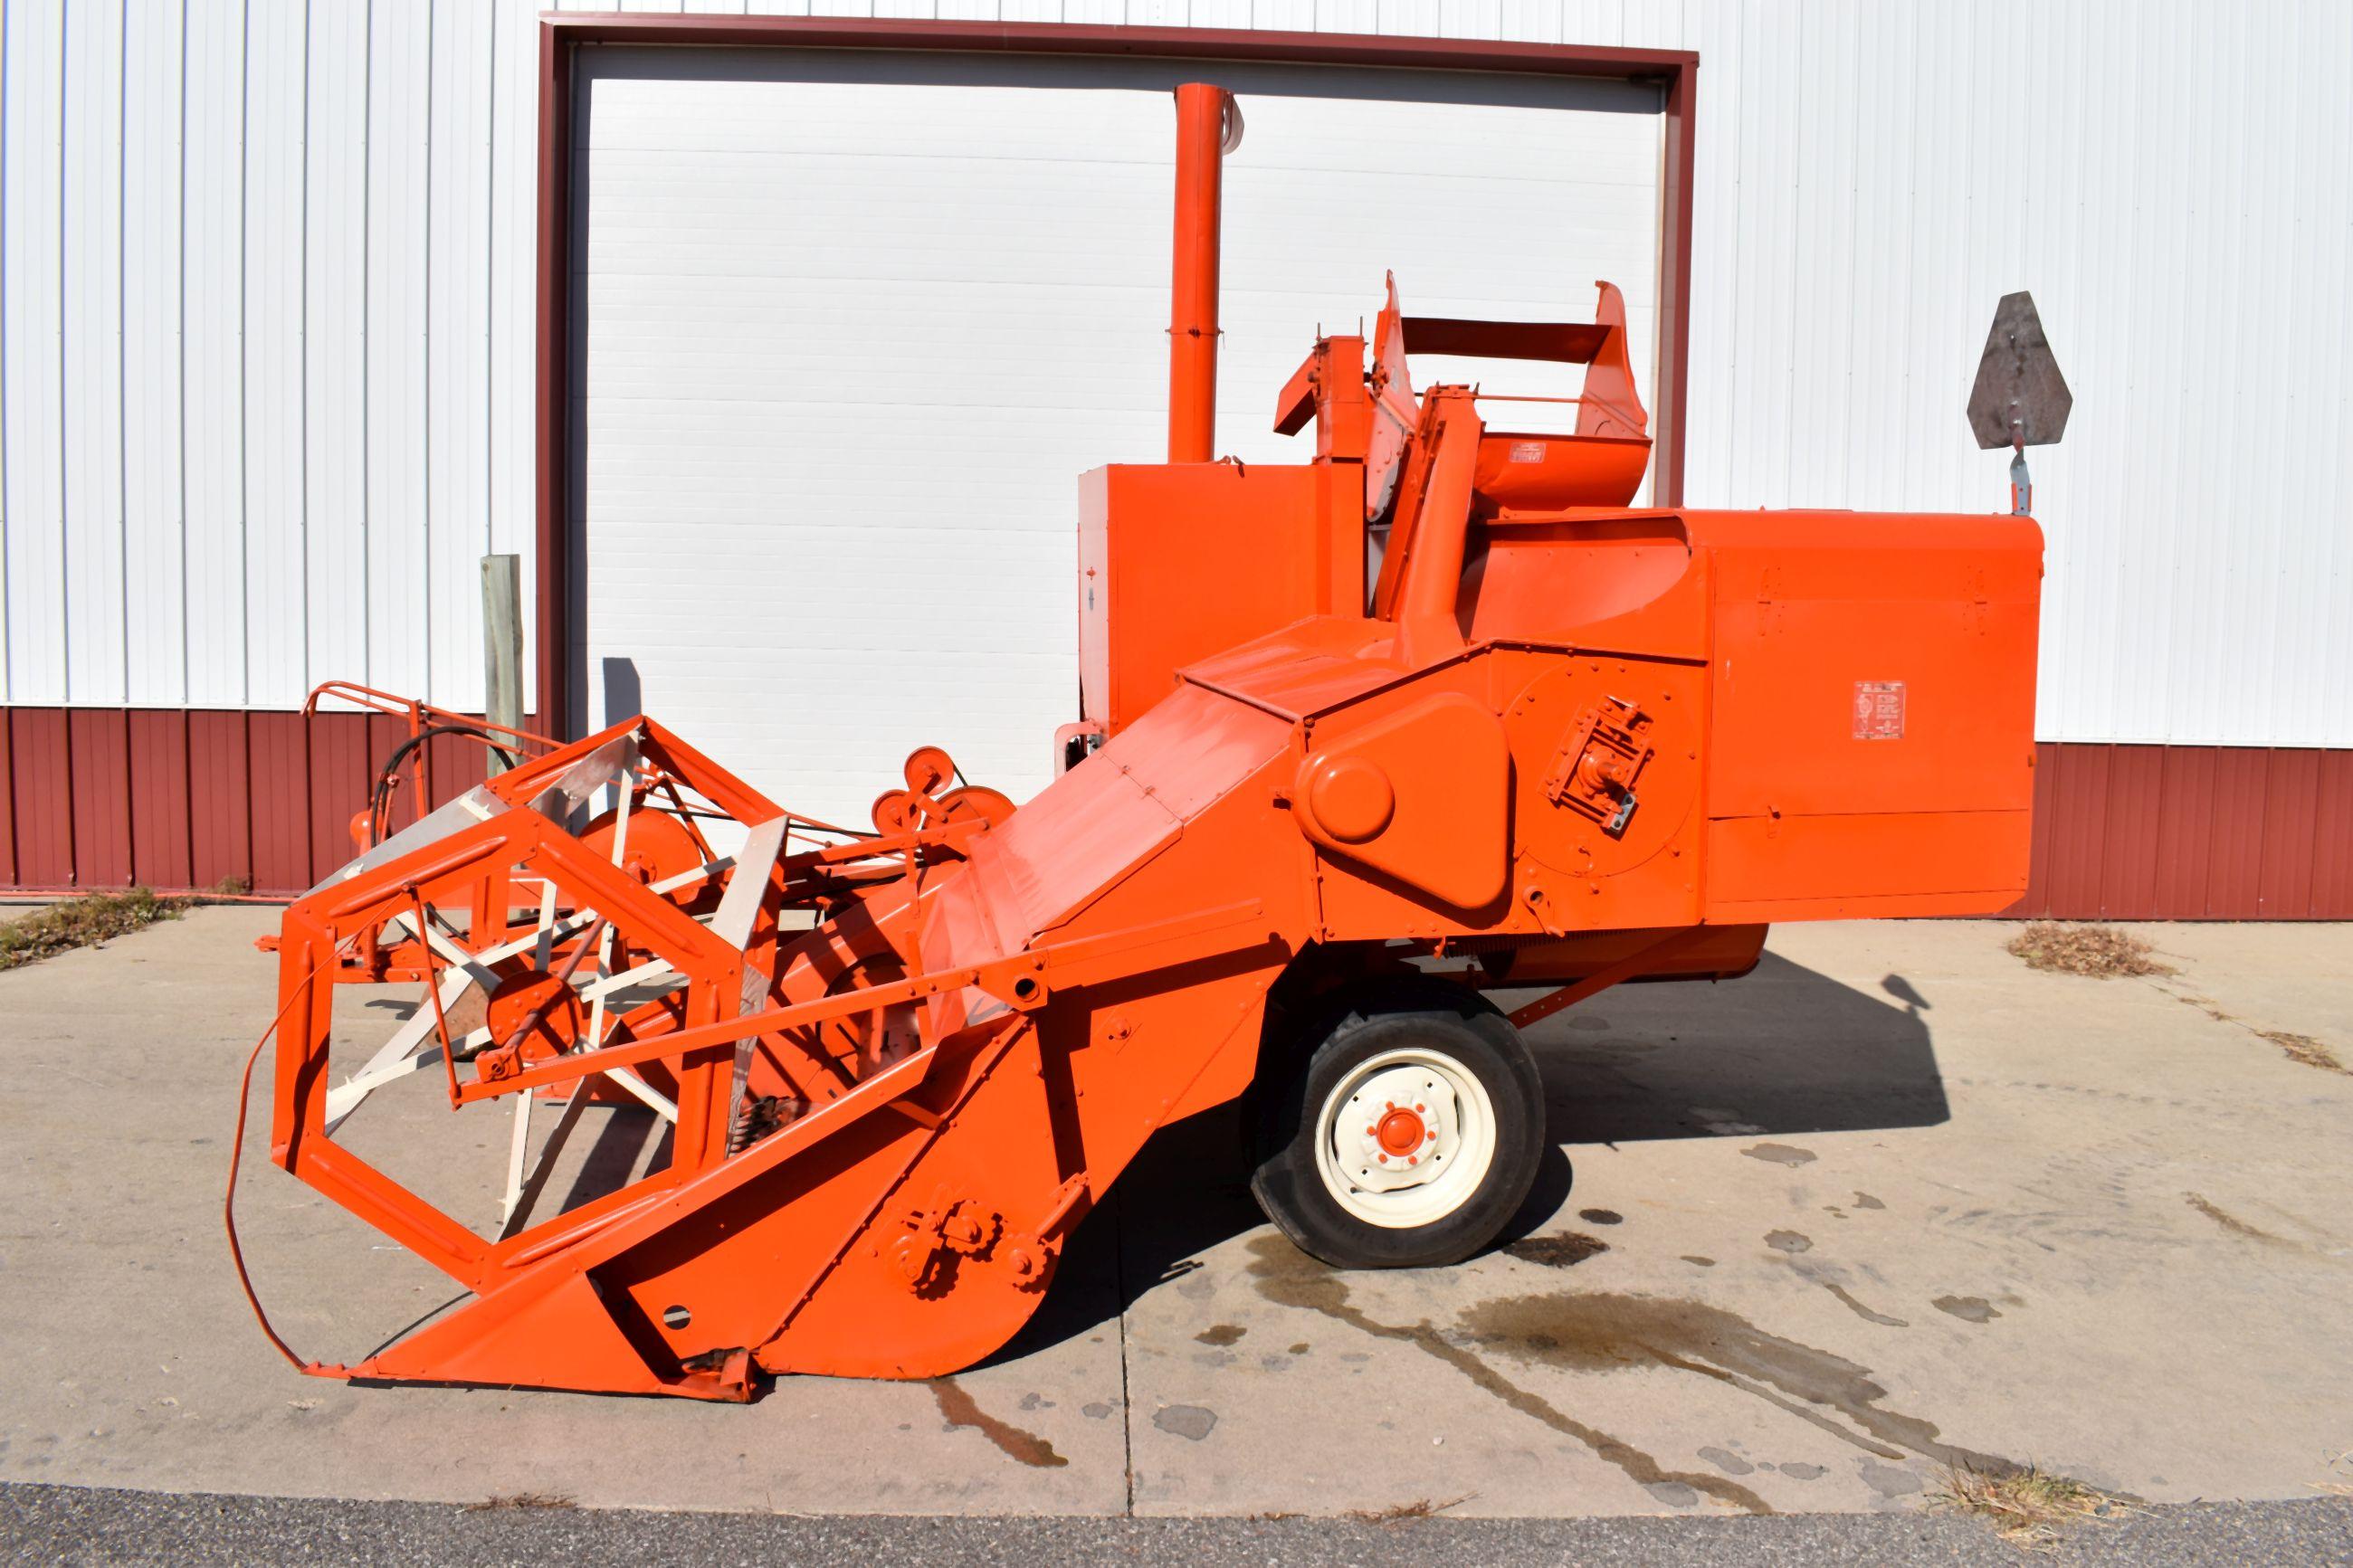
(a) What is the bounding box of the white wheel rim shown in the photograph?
[1311,1045,1498,1230]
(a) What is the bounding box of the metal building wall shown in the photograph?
[2,0,2349,908]
[1,0,542,715]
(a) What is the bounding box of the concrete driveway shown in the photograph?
[2,909,2347,1522]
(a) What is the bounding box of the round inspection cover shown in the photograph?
[1302,755,1396,844]
[1502,661,1698,884]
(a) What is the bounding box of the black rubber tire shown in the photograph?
[1248,979,1545,1269]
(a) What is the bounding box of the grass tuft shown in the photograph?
[463,1492,576,1513]
[0,889,189,974]
[1348,1494,1473,1525]
[1931,1464,2126,1548]
[2005,922,2174,979]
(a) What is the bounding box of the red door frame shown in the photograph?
[534,14,1700,740]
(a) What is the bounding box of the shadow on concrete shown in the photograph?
[988,951,1948,1366]
[1532,951,1949,1147]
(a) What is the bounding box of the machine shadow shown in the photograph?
[986,951,1948,1367]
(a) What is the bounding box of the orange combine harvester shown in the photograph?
[235,85,2042,1400]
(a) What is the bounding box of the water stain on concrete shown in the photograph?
[1244,1235,1771,1515]
[1931,1295,2002,1324]
[1505,1232,1610,1269]
[1681,1256,1717,1268]
[1579,1209,1625,1226]
[1858,1460,1924,1498]
[1195,1323,1247,1346]
[1766,1231,1813,1254]
[930,1379,1068,1468]
[1453,1289,2018,1478]
[1081,1402,1114,1420]
[1699,1446,1755,1476]
[1153,1404,1219,1442]
[1814,1280,1909,1328]
[1786,1259,1909,1327]
[1781,1462,1825,1480]
[1646,1481,1698,1507]
[1853,1193,1886,1211]
[1743,1144,1817,1168]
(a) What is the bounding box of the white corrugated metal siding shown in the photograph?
[1,0,545,713]
[1,0,2348,777]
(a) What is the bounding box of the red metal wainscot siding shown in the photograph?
[1,708,531,898]
[2005,742,2353,918]
[0,716,2348,915]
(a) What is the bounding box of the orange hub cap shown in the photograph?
[1375,1103,1427,1157]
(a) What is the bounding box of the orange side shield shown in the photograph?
[1292,692,1510,909]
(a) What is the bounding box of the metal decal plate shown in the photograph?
[1853,681,1906,740]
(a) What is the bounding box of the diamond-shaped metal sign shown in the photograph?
[1967,291,2072,450]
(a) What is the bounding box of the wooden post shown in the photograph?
[481,555,524,773]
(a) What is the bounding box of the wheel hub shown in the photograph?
[1374,1105,1428,1157]
[1308,1035,1510,1232]
[1338,1063,1461,1194]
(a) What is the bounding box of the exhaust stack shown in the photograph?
[1167,84,1240,463]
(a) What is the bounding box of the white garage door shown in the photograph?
[574,45,1662,826]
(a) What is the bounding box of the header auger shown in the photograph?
[236,84,2041,1400]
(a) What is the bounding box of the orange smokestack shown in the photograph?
[1167,84,1239,463]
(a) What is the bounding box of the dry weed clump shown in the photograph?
[463,1492,576,1512]
[2256,1029,2345,1073]
[0,889,188,974]
[1931,1464,2127,1548]
[2005,921,2174,979]
[1348,1494,1472,1525]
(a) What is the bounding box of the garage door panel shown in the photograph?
[577,46,1664,825]
[581,155,1169,286]
[576,279,1167,414]
[580,399,1162,519]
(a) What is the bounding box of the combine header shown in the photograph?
[235,85,2042,1400]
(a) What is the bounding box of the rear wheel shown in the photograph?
[1249,980,1545,1269]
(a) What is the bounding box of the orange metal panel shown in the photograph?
[1079,462,1342,735]
[1705,810,2033,917]
[1703,510,2042,822]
